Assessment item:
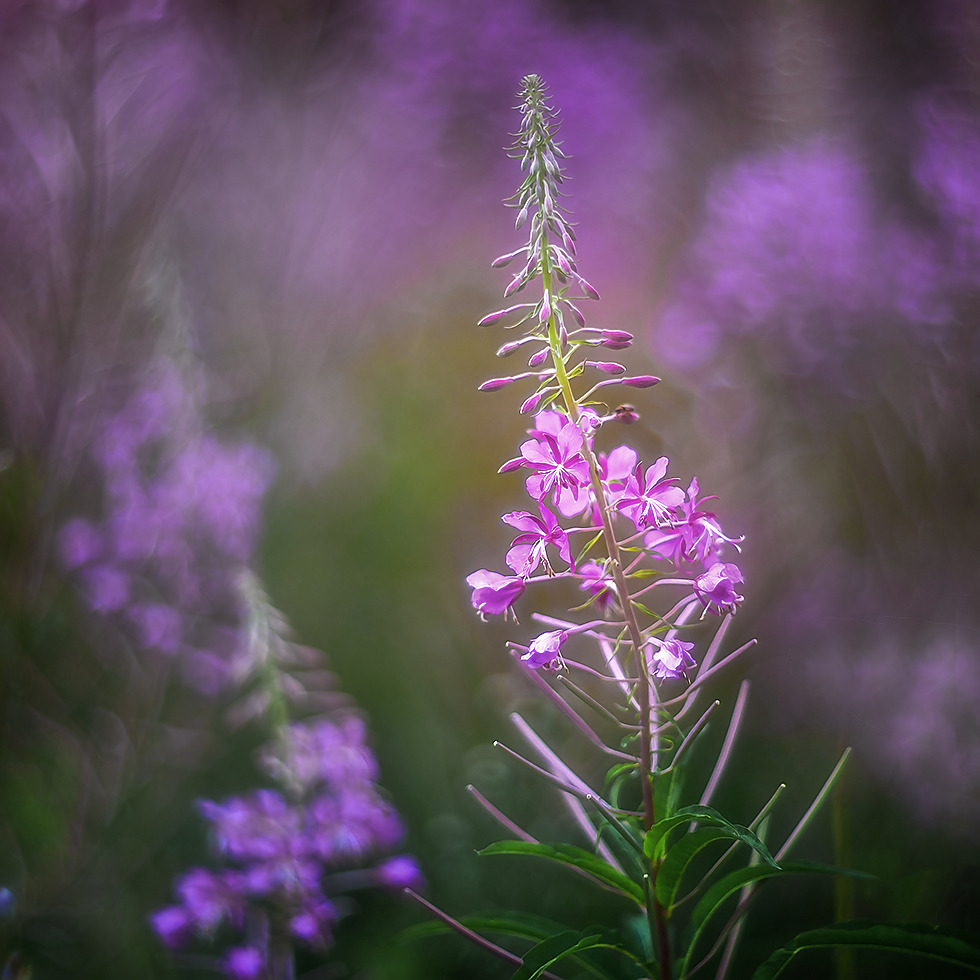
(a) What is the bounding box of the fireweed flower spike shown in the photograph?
[434,76,877,980]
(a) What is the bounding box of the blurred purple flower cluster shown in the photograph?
[151,715,421,977]
[58,362,275,694]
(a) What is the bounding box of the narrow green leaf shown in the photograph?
[680,861,876,974]
[628,568,660,579]
[655,827,732,909]
[751,922,980,980]
[479,840,644,905]
[514,929,646,980]
[575,531,605,567]
[643,805,777,868]
[513,931,586,980]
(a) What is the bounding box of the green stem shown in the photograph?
[542,251,672,980]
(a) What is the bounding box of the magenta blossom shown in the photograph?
[376,855,425,891]
[522,630,567,669]
[694,562,745,614]
[504,413,591,502]
[221,946,265,980]
[647,638,696,680]
[578,561,617,612]
[502,503,573,577]
[616,458,684,530]
[466,569,526,618]
[645,477,741,568]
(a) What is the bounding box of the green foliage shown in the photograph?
[751,922,980,979]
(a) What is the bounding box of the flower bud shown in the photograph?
[478,377,516,391]
[564,300,586,327]
[592,361,626,376]
[515,205,530,230]
[478,309,508,326]
[538,297,551,323]
[496,340,523,357]
[491,249,524,269]
[528,348,549,368]
[600,330,633,350]
[576,276,600,300]
[503,276,523,298]
[520,390,545,414]
[622,375,661,388]
[562,230,576,255]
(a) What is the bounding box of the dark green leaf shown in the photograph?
[479,840,644,905]
[655,827,732,909]
[514,928,647,980]
[643,805,777,868]
[751,922,980,980]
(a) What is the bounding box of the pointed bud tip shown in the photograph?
[623,376,661,388]
[479,377,516,391]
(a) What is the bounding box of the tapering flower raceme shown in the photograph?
[152,715,415,975]
[465,569,526,618]
[503,503,573,577]
[694,562,745,614]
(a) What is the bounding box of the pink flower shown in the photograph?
[502,503,573,577]
[645,477,741,568]
[465,569,526,618]
[517,415,591,502]
[578,561,616,612]
[522,630,567,669]
[616,457,685,530]
[694,562,745,614]
[647,638,696,680]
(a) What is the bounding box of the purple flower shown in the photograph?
[198,791,300,863]
[149,906,193,949]
[128,602,183,653]
[646,478,741,568]
[522,630,567,669]
[465,569,525,618]
[221,946,265,980]
[175,868,245,933]
[647,638,696,681]
[516,415,590,502]
[290,899,337,947]
[57,519,102,570]
[502,503,573,577]
[81,564,130,612]
[578,561,616,612]
[694,562,745,615]
[615,458,684,530]
[376,855,425,891]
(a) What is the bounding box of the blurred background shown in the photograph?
[2,0,980,977]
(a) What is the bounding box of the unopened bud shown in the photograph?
[528,348,549,368]
[515,205,530,230]
[562,231,576,255]
[491,249,524,269]
[496,340,523,357]
[538,297,552,323]
[564,301,586,328]
[520,390,544,414]
[593,362,626,376]
[555,250,572,275]
[479,377,516,391]
[622,376,661,388]
[503,276,523,298]
[576,276,600,301]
